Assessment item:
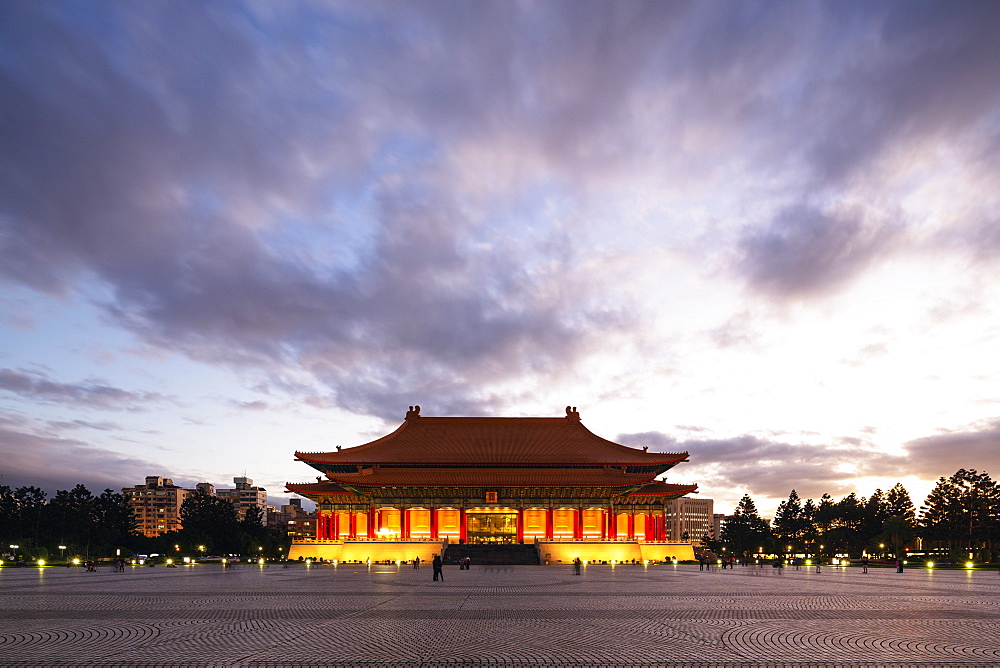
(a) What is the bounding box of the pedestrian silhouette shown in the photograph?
[432,554,443,581]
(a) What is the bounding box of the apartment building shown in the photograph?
[122,476,192,538]
[216,476,268,522]
[665,496,715,544]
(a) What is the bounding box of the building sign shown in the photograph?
[485,491,498,503]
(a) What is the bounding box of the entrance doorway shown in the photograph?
[466,512,517,544]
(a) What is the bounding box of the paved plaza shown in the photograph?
[2,561,1000,667]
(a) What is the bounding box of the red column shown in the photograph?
[349,512,357,539]
[545,507,554,540]
[333,513,340,540]
[368,508,375,539]
[517,507,524,543]
[627,513,634,540]
[611,511,618,540]
[430,507,438,540]
[459,508,467,543]
[316,512,325,540]
[400,507,408,540]
[574,508,582,540]
[659,512,667,541]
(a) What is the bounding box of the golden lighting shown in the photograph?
[926,561,935,568]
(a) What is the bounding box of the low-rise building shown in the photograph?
[286,513,316,542]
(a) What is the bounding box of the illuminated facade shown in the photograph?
[665,497,714,543]
[286,406,697,563]
[122,476,191,538]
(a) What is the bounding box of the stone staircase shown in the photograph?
[443,542,540,566]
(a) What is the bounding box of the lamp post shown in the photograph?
[59,545,67,562]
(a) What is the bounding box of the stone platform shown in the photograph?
[2,561,999,667]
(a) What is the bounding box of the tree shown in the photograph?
[920,469,1000,555]
[720,494,773,557]
[45,484,95,555]
[860,488,889,544]
[772,489,806,551]
[824,492,866,557]
[880,514,914,560]
[93,488,138,552]
[11,486,47,555]
[179,491,240,554]
[885,483,916,524]
[0,485,16,546]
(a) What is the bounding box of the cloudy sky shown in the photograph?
[2,1,999,515]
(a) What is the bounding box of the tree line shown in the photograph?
[712,468,1000,563]
[0,484,289,561]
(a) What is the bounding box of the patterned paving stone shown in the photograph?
[2,564,1000,666]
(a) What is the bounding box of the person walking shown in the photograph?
[413,556,420,569]
[432,554,443,581]
[861,557,869,574]
[573,557,582,575]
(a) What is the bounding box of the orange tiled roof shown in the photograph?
[284,482,360,497]
[296,415,688,466]
[324,467,657,488]
[625,481,699,497]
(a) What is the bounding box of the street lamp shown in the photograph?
[58,545,67,561]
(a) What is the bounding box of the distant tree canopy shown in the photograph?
[713,470,999,561]
[919,469,1000,557]
[1,484,137,558]
[720,494,773,557]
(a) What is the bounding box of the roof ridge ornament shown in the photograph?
[565,405,581,421]
[405,405,421,420]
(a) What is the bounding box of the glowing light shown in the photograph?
[183,557,191,564]
[305,559,312,565]
[805,559,812,565]
[72,558,80,565]
[926,561,935,568]
[965,561,974,568]
[37,559,46,566]
[166,558,173,565]
[258,558,264,564]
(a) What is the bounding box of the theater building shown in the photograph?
[286,406,697,564]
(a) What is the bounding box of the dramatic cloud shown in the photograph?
[620,430,905,503]
[735,206,901,298]
[1,2,999,509]
[0,369,170,411]
[0,413,164,495]
[902,420,1000,480]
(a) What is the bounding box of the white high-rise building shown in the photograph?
[665,497,714,544]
